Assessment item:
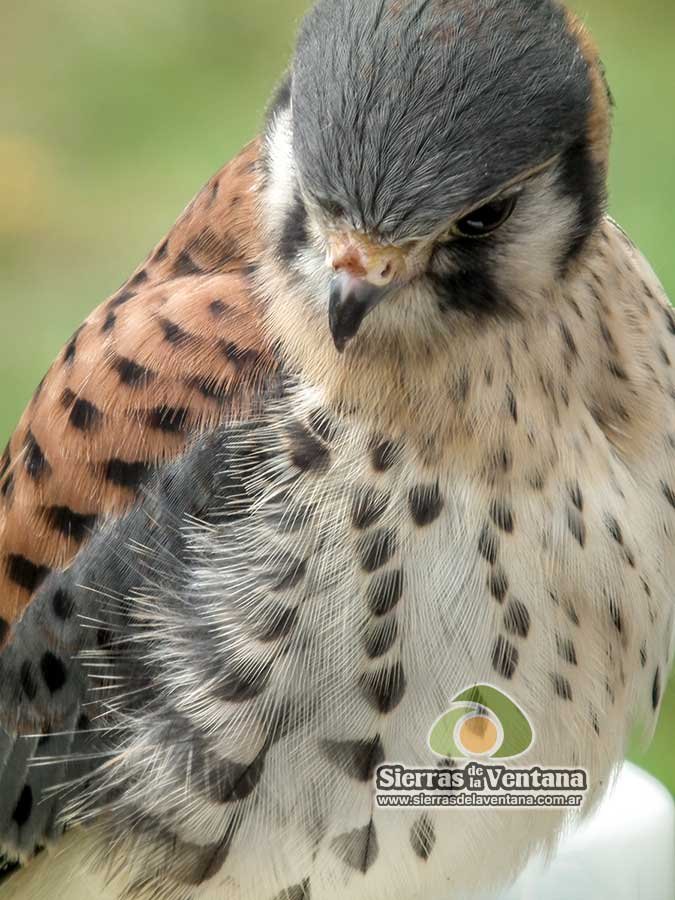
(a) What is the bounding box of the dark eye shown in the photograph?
[453,195,518,238]
[319,198,346,219]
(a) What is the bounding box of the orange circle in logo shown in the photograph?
[458,714,499,756]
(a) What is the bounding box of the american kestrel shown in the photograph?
[0,1,673,898]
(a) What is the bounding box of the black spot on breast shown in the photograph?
[352,488,389,530]
[331,822,379,873]
[609,597,623,634]
[172,249,202,278]
[43,506,98,543]
[272,880,311,900]
[506,386,518,423]
[489,567,509,604]
[159,317,193,346]
[24,431,51,480]
[7,555,50,592]
[270,557,307,591]
[278,192,309,263]
[61,390,102,432]
[0,616,8,645]
[287,422,330,473]
[20,661,37,700]
[307,408,337,444]
[146,406,190,433]
[567,508,586,547]
[114,356,154,387]
[652,667,661,710]
[103,458,153,490]
[359,662,406,713]
[408,484,444,527]
[568,481,584,512]
[556,636,578,666]
[52,588,75,621]
[492,636,518,679]
[605,514,623,544]
[12,785,32,828]
[322,736,384,782]
[410,815,436,861]
[661,482,675,510]
[490,499,514,533]
[367,569,404,616]
[358,530,397,573]
[40,651,67,693]
[212,752,267,804]
[218,660,271,703]
[370,439,400,473]
[551,673,573,701]
[478,525,499,565]
[364,618,398,659]
[504,600,530,638]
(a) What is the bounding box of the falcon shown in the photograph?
[1,0,673,898]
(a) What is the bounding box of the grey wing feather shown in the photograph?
[0,425,231,870]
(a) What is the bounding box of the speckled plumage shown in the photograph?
[1,1,674,898]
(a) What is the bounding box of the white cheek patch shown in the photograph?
[494,169,579,303]
[264,108,296,236]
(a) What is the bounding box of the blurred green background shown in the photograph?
[1,1,674,790]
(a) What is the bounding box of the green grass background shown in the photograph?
[1,0,673,791]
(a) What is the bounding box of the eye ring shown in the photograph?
[450,194,519,239]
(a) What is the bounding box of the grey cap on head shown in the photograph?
[291,0,594,240]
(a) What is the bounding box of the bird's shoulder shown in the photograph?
[0,138,280,646]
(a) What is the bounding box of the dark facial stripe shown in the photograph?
[43,505,98,543]
[558,138,605,268]
[6,554,51,592]
[278,191,309,263]
[102,458,153,490]
[431,264,516,319]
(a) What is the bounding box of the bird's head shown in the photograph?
[261,0,611,354]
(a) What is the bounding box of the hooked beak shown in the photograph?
[329,275,392,353]
[326,233,404,352]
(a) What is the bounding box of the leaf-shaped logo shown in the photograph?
[429,684,534,760]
